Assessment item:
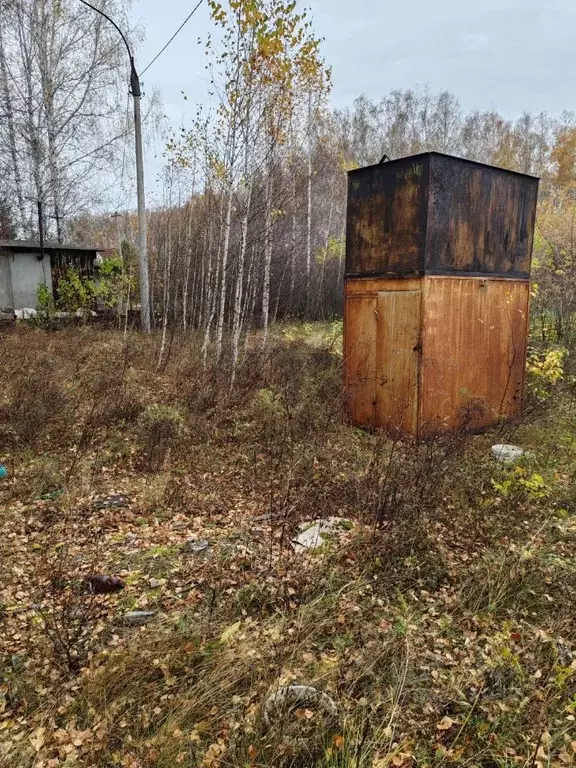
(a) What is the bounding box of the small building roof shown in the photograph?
[347,151,540,181]
[0,240,103,254]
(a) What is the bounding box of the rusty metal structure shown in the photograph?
[343,152,539,435]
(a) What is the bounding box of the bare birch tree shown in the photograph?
[0,0,133,238]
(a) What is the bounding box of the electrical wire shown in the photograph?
[140,0,204,76]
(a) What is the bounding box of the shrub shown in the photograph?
[95,254,134,317]
[138,403,185,471]
[0,358,71,449]
[526,346,567,400]
[56,266,97,316]
[248,387,287,439]
[32,547,110,672]
[34,283,56,330]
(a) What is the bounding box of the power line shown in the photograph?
[141,0,204,76]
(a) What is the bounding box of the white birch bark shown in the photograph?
[231,181,252,382]
[261,171,273,346]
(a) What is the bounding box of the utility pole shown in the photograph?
[37,200,44,262]
[130,65,151,333]
[110,212,123,260]
[78,0,151,333]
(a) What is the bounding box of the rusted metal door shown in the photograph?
[344,289,421,433]
[375,290,421,434]
[344,295,378,427]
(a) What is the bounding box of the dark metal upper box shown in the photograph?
[345,152,539,279]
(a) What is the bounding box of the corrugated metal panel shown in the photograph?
[344,279,423,433]
[375,290,421,434]
[420,276,529,432]
[8,253,53,310]
[344,294,378,427]
[0,253,13,310]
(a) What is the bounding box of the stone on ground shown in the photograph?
[123,610,156,626]
[491,444,524,463]
[292,517,352,552]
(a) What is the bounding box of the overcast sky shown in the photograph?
[130,0,576,193]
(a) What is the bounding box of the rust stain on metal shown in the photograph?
[344,278,422,433]
[343,291,378,426]
[346,152,538,279]
[345,277,422,294]
[346,158,428,276]
[426,155,538,277]
[375,289,421,434]
[419,276,529,433]
[344,275,529,435]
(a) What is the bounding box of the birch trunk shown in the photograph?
[261,172,273,346]
[305,92,313,308]
[0,25,26,233]
[315,194,334,317]
[17,7,43,228]
[215,187,233,361]
[243,245,258,353]
[157,219,174,370]
[202,219,222,364]
[231,182,252,382]
[182,205,194,331]
[290,173,298,313]
[202,192,225,360]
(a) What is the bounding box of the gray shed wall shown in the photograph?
[0,254,12,309]
[8,253,53,309]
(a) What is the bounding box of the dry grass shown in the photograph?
[1,324,576,767]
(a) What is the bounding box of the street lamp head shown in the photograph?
[129,58,141,98]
